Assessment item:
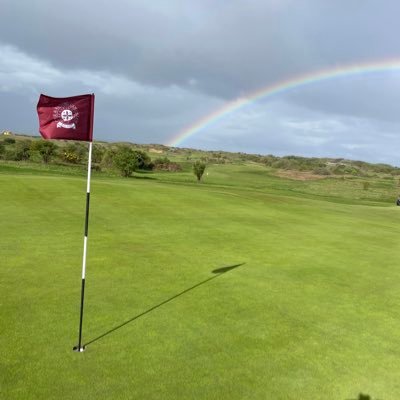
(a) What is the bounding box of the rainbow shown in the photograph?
[167,59,400,147]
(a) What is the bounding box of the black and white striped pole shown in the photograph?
[73,141,93,352]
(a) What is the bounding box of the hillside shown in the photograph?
[2,131,400,178]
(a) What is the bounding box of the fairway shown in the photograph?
[1,168,400,399]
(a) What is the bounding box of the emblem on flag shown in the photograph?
[54,103,79,129]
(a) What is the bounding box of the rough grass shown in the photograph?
[1,165,400,399]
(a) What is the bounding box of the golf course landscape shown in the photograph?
[1,153,400,399]
[3,1,400,398]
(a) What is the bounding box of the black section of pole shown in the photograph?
[84,193,90,236]
[77,278,86,350]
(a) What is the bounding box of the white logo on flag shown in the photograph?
[54,103,79,129]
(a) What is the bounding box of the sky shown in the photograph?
[1,0,400,165]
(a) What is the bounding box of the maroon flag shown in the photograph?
[37,94,95,142]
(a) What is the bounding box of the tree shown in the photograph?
[362,181,370,190]
[193,161,206,182]
[113,145,140,177]
[31,140,57,163]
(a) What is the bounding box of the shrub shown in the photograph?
[332,164,360,176]
[133,150,152,170]
[91,164,102,172]
[313,167,331,176]
[101,148,117,168]
[153,157,182,172]
[62,143,85,164]
[262,155,278,167]
[92,144,105,164]
[3,137,15,144]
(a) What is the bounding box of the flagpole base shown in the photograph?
[73,345,86,352]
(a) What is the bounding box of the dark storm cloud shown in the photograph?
[2,0,400,98]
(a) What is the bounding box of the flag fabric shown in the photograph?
[37,94,95,142]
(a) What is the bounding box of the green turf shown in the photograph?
[1,165,400,399]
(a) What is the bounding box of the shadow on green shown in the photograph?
[84,263,245,347]
[347,393,380,400]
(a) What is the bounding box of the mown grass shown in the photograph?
[1,164,400,399]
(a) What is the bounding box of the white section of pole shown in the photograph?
[82,236,88,279]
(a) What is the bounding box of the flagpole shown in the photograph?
[74,140,93,352]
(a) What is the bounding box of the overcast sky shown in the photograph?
[1,0,400,165]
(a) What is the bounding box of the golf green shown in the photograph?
[1,169,400,399]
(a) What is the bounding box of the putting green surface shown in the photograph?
[1,166,400,399]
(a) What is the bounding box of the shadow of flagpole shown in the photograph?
[84,263,245,347]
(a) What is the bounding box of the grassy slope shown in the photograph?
[1,164,400,399]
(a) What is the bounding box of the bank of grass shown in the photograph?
[1,165,400,399]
